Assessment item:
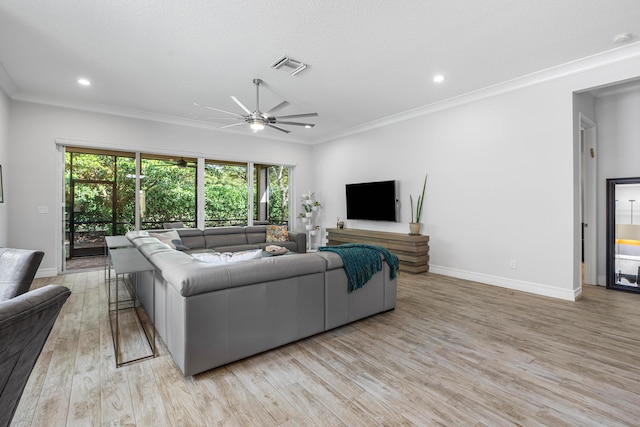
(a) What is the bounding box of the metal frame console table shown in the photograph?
[108,246,156,367]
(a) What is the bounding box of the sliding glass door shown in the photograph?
[65,149,135,261]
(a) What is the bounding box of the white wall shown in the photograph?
[8,101,313,275]
[0,89,8,245]
[313,50,640,301]
[7,47,640,296]
[595,86,640,282]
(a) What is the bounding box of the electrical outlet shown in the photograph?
[510,259,517,269]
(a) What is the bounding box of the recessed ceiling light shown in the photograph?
[78,78,91,86]
[304,125,312,129]
[613,32,632,44]
[433,75,445,83]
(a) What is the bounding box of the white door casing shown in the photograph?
[580,113,597,285]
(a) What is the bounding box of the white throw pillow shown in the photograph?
[191,252,225,264]
[192,249,262,264]
[230,249,264,261]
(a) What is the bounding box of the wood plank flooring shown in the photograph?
[11,271,640,426]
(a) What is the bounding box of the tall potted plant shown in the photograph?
[409,174,427,235]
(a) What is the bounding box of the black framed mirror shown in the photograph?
[606,177,640,292]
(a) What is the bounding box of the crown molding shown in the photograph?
[10,92,309,145]
[313,41,640,145]
[6,42,640,146]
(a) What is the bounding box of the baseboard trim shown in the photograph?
[429,265,578,301]
[35,267,58,278]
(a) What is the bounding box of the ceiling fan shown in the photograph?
[168,157,196,168]
[194,78,318,134]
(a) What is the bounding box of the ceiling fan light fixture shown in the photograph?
[250,118,265,131]
[195,78,317,134]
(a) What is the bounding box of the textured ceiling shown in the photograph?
[1,0,640,144]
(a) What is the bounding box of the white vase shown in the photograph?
[409,222,421,235]
[305,212,313,217]
[301,217,309,223]
[306,224,313,230]
[310,230,318,236]
[312,205,318,211]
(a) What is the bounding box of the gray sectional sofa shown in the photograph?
[144,225,307,254]
[125,226,397,376]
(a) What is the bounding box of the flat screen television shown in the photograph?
[346,180,398,222]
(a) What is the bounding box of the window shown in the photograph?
[140,155,197,229]
[64,147,292,262]
[204,161,248,226]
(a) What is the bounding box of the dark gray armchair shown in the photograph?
[0,248,45,301]
[0,285,71,427]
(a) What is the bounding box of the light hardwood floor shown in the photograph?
[11,270,640,426]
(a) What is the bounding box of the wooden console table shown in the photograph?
[326,228,429,274]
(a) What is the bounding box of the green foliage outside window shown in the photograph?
[204,163,248,226]
[140,159,196,229]
[267,165,289,224]
[66,151,291,236]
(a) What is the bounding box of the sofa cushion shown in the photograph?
[314,251,345,270]
[149,230,181,249]
[204,227,249,248]
[177,228,206,249]
[266,225,288,242]
[125,230,150,241]
[137,241,175,258]
[246,226,267,244]
[131,237,165,248]
[155,251,327,297]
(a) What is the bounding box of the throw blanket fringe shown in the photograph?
[319,244,399,292]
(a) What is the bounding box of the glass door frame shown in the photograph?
[606,176,640,292]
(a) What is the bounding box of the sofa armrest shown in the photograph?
[288,231,307,253]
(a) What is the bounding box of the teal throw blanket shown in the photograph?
[319,244,399,293]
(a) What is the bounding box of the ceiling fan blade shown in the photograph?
[194,116,242,120]
[231,96,253,115]
[193,102,245,117]
[276,112,318,119]
[275,121,315,127]
[219,122,247,129]
[267,124,291,134]
[263,100,290,117]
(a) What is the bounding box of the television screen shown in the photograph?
[346,180,397,221]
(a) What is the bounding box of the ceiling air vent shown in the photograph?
[271,56,308,76]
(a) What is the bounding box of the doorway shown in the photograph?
[69,179,115,258]
[606,178,640,292]
[64,148,136,271]
[580,113,597,286]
